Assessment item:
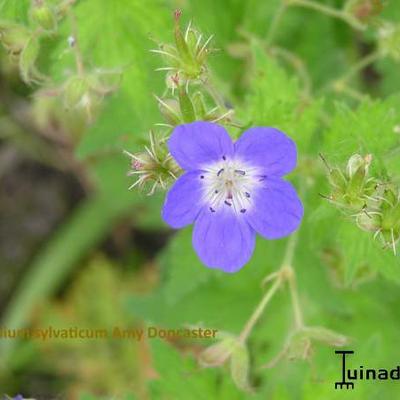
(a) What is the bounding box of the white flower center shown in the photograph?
[200,157,262,214]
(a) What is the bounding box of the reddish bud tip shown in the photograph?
[132,160,143,170]
[171,73,180,86]
[174,9,182,22]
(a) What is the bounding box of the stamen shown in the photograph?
[200,175,204,179]
[204,158,259,215]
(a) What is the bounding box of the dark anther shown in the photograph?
[214,190,219,194]
[240,209,247,213]
[224,200,232,206]
[200,175,204,179]
[222,156,226,160]
[234,169,246,176]
[210,207,216,213]
[217,168,224,176]
[245,192,251,198]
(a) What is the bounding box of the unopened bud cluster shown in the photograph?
[153,11,234,127]
[323,153,400,254]
[62,68,122,111]
[0,0,64,84]
[153,10,214,84]
[126,11,236,195]
[125,131,180,195]
[0,1,122,124]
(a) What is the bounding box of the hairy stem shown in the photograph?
[239,276,282,344]
[286,0,365,31]
[238,229,303,344]
[287,265,304,329]
[266,3,288,46]
[335,50,382,85]
[68,9,94,122]
[68,11,85,77]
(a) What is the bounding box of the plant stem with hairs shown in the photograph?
[286,0,365,31]
[238,229,303,344]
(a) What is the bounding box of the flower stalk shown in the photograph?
[239,229,302,345]
[285,0,366,31]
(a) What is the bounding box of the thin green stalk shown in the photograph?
[238,276,282,344]
[266,3,288,46]
[287,266,304,329]
[336,50,381,84]
[338,84,367,102]
[238,229,302,344]
[287,0,365,31]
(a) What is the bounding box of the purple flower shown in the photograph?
[162,122,304,273]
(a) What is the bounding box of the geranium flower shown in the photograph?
[162,121,304,272]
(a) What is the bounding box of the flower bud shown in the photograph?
[156,96,181,125]
[152,11,213,82]
[63,75,90,109]
[286,331,312,361]
[329,168,347,192]
[381,202,400,232]
[347,153,371,178]
[87,68,123,95]
[178,86,196,123]
[192,91,207,119]
[125,131,181,195]
[356,210,381,232]
[30,3,57,32]
[323,154,377,213]
[230,342,253,393]
[198,336,237,367]
[0,21,31,55]
[165,71,181,90]
[174,10,193,66]
[19,36,43,84]
[303,326,348,347]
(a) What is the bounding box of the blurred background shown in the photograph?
[1,0,400,399]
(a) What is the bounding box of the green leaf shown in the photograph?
[239,40,322,153]
[148,339,218,400]
[323,96,400,176]
[336,220,400,285]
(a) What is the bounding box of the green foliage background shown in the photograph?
[1,0,400,399]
